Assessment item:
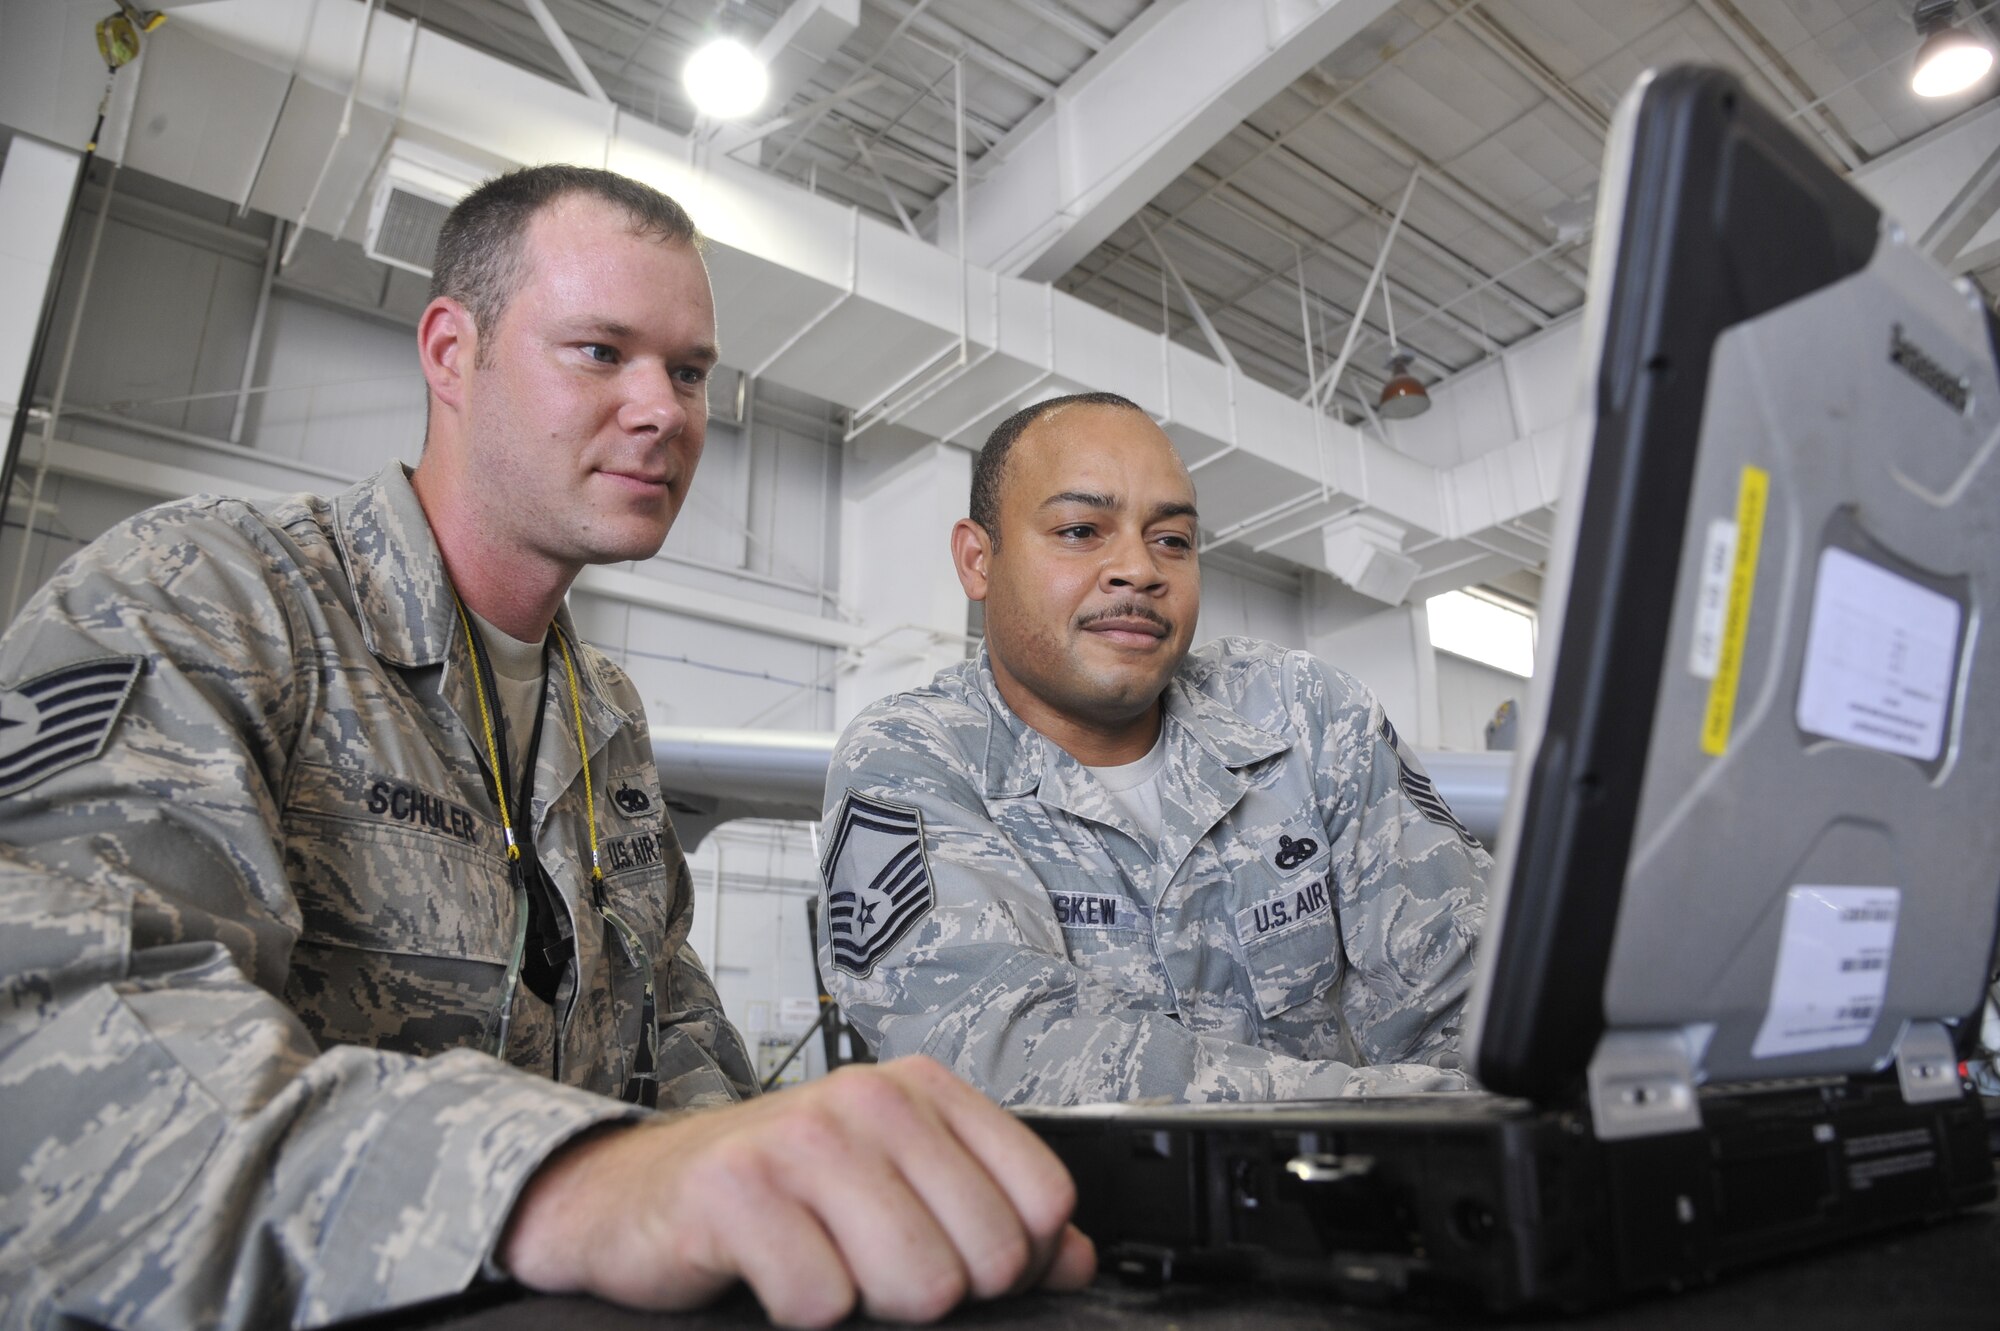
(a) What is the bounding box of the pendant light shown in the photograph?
[1376,279,1430,420]
[1913,1,1994,98]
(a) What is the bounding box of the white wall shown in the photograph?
[251,296,426,473]
[1434,651,1528,753]
[834,438,974,728]
[685,820,835,1087]
[1194,557,1306,649]
[1304,579,1441,746]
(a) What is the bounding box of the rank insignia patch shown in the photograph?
[0,656,145,798]
[822,791,935,977]
[1381,716,1481,849]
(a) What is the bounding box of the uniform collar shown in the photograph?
[333,463,460,669]
[973,644,1290,801]
[332,463,631,745]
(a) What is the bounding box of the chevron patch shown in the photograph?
[1382,716,1481,850]
[0,656,145,798]
[822,791,935,977]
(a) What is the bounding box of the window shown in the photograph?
[1426,588,1536,677]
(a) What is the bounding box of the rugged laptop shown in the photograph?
[1020,64,2000,1311]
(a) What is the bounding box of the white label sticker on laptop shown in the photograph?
[1689,517,1737,679]
[1795,548,1958,761]
[1751,885,1898,1060]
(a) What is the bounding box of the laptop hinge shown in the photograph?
[1890,1020,1962,1105]
[1587,1029,1703,1141]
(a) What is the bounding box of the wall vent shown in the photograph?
[364,144,481,276]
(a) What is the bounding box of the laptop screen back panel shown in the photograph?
[1470,66,2000,1098]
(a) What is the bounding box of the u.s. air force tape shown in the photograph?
[0,656,146,798]
[821,790,936,977]
[1381,716,1480,850]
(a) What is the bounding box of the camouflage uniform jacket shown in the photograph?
[0,464,755,1330]
[819,638,1490,1106]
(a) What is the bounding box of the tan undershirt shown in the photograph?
[465,605,546,797]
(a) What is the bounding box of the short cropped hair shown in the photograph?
[430,164,701,363]
[969,391,1147,540]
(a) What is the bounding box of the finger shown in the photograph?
[699,1181,859,1329]
[789,1089,972,1322]
[1040,1224,1099,1291]
[869,1084,1039,1299]
[887,1059,1079,1273]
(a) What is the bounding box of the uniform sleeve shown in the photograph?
[0,508,637,1331]
[818,702,1466,1107]
[1302,658,1491,1070]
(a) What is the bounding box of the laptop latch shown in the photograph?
[1891,1020,1962,1105]
[1587,1029,1703,1141]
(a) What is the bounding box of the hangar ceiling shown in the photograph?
[384,0,2000,430]
[7,0,1996,608]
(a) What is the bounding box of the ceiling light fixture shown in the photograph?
[1376,279,1431,420]
[1912,1,1994,97]
[684,37,768,120]
[1378,352,1431,419]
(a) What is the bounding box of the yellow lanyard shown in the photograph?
[451,596,602,880]
[457,599,653,1102]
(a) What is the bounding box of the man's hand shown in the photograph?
[499,1055,1097,1327]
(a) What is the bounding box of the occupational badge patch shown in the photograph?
[1381,716,1481,849]
[821,790,935,977]
[1270,831,1321,872]
[611,783,653,818]
[0,656,145,798]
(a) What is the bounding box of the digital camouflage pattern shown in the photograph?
[0,465,755,1330]
[819,639,1489,1106]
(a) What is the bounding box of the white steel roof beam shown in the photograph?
[1155,173,1503,362]
[1076,234,1406,411]
[521,0,610,104]
[764,0,947,175]
[756,0,861,117]
[1850,97,2000,274]
[1068,119,1561,337]
[1006,0,1111,53]
[945,0,1400,280]
[1459,5,1608,140]
[870,0,1060,100]
[1328,102,1593,293]
[1059,1,1494,295]
[1693,0,1866,172]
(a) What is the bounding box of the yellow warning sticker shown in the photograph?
[1701,465,1769,756]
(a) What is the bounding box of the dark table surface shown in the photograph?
[384,1200,2000,1331]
